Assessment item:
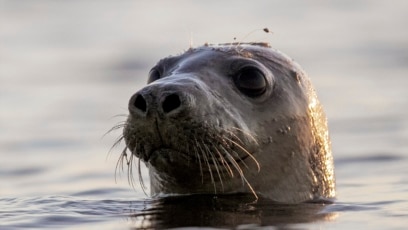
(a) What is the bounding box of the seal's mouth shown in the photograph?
[147,148,192,163]
[146,147,251,169]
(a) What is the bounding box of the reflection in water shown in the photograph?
[127,194,337,229]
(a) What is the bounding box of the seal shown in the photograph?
[118,42,335,203]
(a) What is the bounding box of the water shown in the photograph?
[1,0,407,229]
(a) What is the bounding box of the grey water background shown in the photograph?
[1,0,407,229]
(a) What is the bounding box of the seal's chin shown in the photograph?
[148,148,193,169]
[147,148,208,179]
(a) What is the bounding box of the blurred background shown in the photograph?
[1,0,407,228]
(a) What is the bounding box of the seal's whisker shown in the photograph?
[216,137,245,174]
[231,149,251,170]
[134,142,148,193]
[193,137,204,183]
[128,147,137,189]
[126,152,132,186]
[108,135,125,157]
[230,127,259,145]
[224,130,245,146]
[110,114,129,119]
[138,157,148,196]
[212,143,234,178]
[197,139,216,193]
[224,137,260,172]
[114,147,128,183]
[108,122,126,131]
[215,133,250,171]
[103,121,126,137]
[240,176,258,200]
[220,145,258,200]
[105,122,126,159]
[186,142,191,167]
[116,143,148,195]
[201,138,224,192]
[219,145,245,184]
[113,135,125,148]
[106,135,125,163]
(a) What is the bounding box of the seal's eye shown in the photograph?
[148,68,161,83]
[234,67,267,97]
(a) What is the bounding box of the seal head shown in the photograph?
[122,43,335,203]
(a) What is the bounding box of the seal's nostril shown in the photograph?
[162,94,181,113]
[134,94,147,112]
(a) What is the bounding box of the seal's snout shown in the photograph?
[128,86,185,118]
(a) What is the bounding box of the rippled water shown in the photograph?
[1,0,407,229]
